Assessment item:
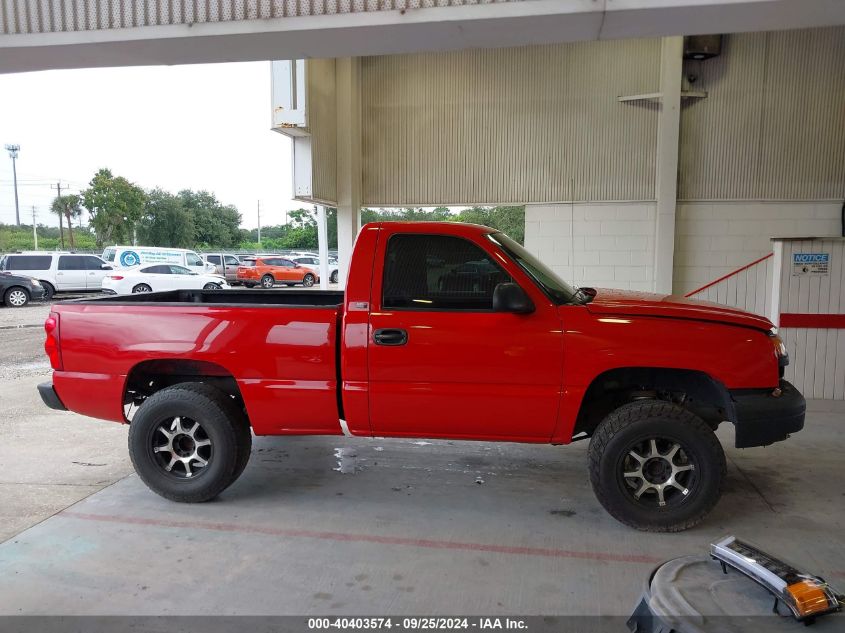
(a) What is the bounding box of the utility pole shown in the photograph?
[257,200,262,245]
[50,181,66,249]
[5,144,20,226]
[31,205,38,249]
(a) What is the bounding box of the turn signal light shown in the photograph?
[711,536,842,622]
[44,312,63,370]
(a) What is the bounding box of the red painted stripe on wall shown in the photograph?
[780,314,845,329]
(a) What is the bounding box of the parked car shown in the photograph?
[290,255,339,284]
[102,246,214,274]
[0,252,112,299]
[37,222,804,532]
[101,264,229,295]
[203,253,241,284]
[0,271,45,307]
[236,256,318,288]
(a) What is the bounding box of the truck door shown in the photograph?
[367,232,563,442]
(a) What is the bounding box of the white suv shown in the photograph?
[0,252,113,299]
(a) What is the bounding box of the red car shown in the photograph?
[38,222,803,531]
[236,255,318,288]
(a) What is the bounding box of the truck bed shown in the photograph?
[48,289,345,436]
[67,288,345,307]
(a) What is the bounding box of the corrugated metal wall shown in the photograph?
[309,58,338,205]
[679,27,845,201]
[360,40,661,206]
[0,0,523,34]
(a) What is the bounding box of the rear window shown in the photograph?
[4,255,52,271]
[206,255,221,264]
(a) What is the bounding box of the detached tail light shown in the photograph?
[44,311,63,370]
[712,536,842,621]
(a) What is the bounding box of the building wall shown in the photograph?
[361,39,660,206]
[525,203,656,291]
[679,28,845,201]
[673,202,842,295]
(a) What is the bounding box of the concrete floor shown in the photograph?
[1,301,844,619]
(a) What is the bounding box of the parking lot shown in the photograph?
[1,295,844,618]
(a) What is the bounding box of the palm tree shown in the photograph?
[50,196,66,249]
[51,195,82,249]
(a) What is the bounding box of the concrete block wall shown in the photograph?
[673,202,843,295]
[525,203,656,291]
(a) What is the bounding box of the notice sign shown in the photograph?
[792,252,830,276]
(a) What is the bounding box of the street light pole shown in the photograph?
[5,144,21,226]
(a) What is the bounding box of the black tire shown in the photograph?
[588,400,726,532]
[302,273,315,287]
[330,270,338,284]
[4,286,30,308]
[260,274,275,289]
[203,282,221,290]
[128,383,252,503]
[132,283,152,294]
[40,282,55,301]
[244,283,256,288]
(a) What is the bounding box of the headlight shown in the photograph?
[30,279,42,287]
[770,331,787,358]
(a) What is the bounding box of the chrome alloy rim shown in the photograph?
[152,416,212,478]
[620,438,697,507]
[7,289,27,306]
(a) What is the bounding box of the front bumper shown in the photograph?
[30,286,45,301]
[38,381,67,411]
[730,380,805,448]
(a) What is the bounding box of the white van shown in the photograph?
[0,251,113,299]
[102,246,213,274]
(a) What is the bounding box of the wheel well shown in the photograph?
[123,359,247,423]
[573,367,733,439]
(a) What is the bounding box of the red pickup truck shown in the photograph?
[39,222,804,532]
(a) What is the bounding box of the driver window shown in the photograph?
[382,234,511,310]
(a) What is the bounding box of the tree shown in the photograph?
[137,189,194,248]
[50,194,82,249]
[81,168,147,246]
[455,206,525,244]
[179,190,242,248]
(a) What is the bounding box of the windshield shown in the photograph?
[487,232,584,305]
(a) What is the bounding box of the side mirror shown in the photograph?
[101,264,113,270]
[493,282,534,314]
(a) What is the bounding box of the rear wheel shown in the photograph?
[40,282,55,301]
[260,274,275,289]
[128,383,252,503]
[330,270,338,284]
[588,400,725,532]
[203,282,221,290]
[132,283,152,294]
[4,287,29,308]
[302,273,315,287]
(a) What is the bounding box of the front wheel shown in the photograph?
[132,283,152,294]
[302,273,315,287]
[588,400,725,532]
[128,383,252,503]
[40,282,55,301]
[4,287,29,308]
[260,274,275,289]
[330,270,338,284]
[203,283,221,290]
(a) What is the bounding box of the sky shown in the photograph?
[0,62,299,230]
